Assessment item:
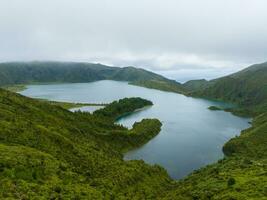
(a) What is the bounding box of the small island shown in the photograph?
[94,97,153,121]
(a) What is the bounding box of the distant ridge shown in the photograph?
[0,61,185,93]
[0,61,165,85]
[2,61,267,107]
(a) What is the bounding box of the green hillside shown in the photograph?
[131,80,185,94]
[0,61,167,85]
[186,62,267,115]
[0,62,186,94]
[182,79,210,92]
[111,66,166,82]
[0,90,175,199]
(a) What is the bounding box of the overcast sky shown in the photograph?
[1,0,267,81]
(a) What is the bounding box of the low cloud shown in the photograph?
[0,0,267,81]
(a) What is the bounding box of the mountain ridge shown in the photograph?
[184,62,267,115]
[0,61,168,85]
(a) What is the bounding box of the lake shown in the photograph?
[19,80,251,179]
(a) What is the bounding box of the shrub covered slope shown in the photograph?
[0,90,172,199]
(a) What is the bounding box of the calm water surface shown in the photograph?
[20,81,251,179]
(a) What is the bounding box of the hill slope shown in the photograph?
[0,90,173,199]
[184,62,267,115]
[0,61,166,85]
[0,61,186,94]
[182,79,210,92]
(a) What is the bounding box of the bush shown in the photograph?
[228,177,236,186]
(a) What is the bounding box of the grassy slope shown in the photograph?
[189,62,267,115]
[0,90,173,199]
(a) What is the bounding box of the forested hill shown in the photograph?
[0,61,186,94]
[0,61,166,85]
[183,62,267,115]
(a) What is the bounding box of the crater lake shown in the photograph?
[19,80,251,179]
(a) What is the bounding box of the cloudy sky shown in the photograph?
[1,0,267,81]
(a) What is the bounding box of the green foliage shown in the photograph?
[94,97,152,121]
[228,177,236,186]
[0,89,172,199]
[102,119,162,152]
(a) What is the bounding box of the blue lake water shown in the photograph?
[19,80,251,179]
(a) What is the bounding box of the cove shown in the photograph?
[19,80,251,179]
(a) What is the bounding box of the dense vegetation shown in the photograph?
[94,97,152,121]
[0,61,267,199]
[0,90,170,199]
[0,61,168,86]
